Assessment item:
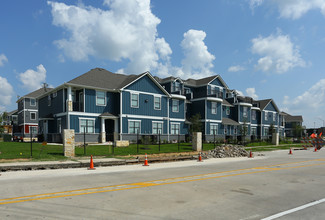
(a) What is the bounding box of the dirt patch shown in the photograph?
[0,158,30,163]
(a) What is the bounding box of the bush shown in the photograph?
[3,134,12,142]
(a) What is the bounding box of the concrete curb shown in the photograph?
[0,155,196,172]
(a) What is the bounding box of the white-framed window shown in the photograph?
[30,126,37,134]
[30,112,36,120]
[210,85,216,95]
[210,124,218,135]
[152,121,163,134]
[53,92,57,98]
[48,95,51,106]
[211,102,217,114]
[251,127,257,136]
[154,96,161,110]
[264,112,268,121]
[96,91,106,106]
[173,81,181,92]
[57,118,62,133]
[172,99,179,112]
[131,93,139,108]
[80,118,95,133]
[30,98,36,106]
[273,112,276,121]
[226,106,230,115]
[128,120,141,134]
[171,123,180,135]
[264,127,269,136]
[252,110,256,120]
[243,106,248,118]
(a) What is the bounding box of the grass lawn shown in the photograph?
[0,142,217,161]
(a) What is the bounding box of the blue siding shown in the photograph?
[85,89,119,114]
[265,101,277,112]
[206,101,222,120]
[169,121,188,135]
[262,111,278,125]
[38,89,64,118]
[125,75,165,95]
[122,91,168,117]
[169,99,185,119]
[239,106,251,122]
[209,77,224,87]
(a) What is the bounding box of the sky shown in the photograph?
[0,0,325,128]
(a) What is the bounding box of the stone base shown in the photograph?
[272,132,279,146]
[192,132,202,151]
[101,132,106,143]
[63,129,75,157]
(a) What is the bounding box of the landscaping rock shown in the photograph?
[204,144,249,158]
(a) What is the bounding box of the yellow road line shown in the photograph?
[1,159,324,205]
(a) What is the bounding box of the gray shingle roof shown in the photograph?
[222,118,240,125]
[68,68,144,90]
[23,87,53,98]
[282,112,303,122]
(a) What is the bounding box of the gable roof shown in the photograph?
[17,87,53,103]
[282,112,303,122]
[255,99,279,112]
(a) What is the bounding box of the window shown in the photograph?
[128,120,140,134]
[80,119,95,133]
[210,124,218,135]
[173,82,180,92]
[224,126,227,134]
[154,96,161,110]
[53,92,57,98]
[131,93,139,108]
[30,126,37,134]
[234,126,237,134]
[30,112,36,120]
[30,98,36,106]
[226,106,230,115]
[273,112,276,121]
[210,86,216,95]
[172,99,179,112]
[264,127,269,136]
[171,123,180,135]
[152,122,163,134]
[264,112,268,121]
[96,91,106,106]
[252,110,256,120]
[211,102,217,114]
[251,127,257,136]
[243,106,248,118]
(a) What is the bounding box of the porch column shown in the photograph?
[101,118,106,143]
[67,86,73,112]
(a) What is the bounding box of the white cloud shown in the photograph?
[0,76,14,110]
[251,32,305,73]
[228,65,245,72]
[18,64,47,92]
[236,90,244,96]
[48,0,170,74]
[179,29,215,79]
[246,87,259,99]
[0,54,8,66]
[250,0,325,19]
[282,79,325,127]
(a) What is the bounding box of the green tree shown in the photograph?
[239,119,248,145]
[0,112,4,134]
[293,123,303,138]
[189,113,202,133]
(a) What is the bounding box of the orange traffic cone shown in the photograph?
[198,151,203,162]
[289,148,293,155]
[249,150,253,158]
[143,153,149,166]
[88,155,96,170]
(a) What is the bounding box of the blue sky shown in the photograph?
[1,0,325,128]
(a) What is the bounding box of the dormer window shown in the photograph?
[173,81,181,92]
[30,98,36,106]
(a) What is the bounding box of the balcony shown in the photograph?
[207,92,223,99]
[73,102,84,112]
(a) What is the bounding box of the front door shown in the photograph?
[105,119,115,141]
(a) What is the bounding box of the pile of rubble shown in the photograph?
[204,145,249,158]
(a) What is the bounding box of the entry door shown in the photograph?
[44,121,48,140]
[79,92,83,111]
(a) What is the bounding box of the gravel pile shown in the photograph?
[204,145,249,158]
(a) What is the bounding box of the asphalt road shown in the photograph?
[1,148,325,220]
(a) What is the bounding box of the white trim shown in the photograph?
[96,90,106,106]
[251,107,260,110]
[123,89,166,97]
[170,122,180,135]
[169,118,185,122]
[152,121,163,135]
[210,123,218,135]
[30,112,36,120]
[130,92,139,108]
[68,112,101,117]
[30,98,36,106]
[172,99,179,112]
[79,118,96,134]
[121,114,171,121]
[128,119,141,134]
[211,102,217,115]
[170,94,186,100]
[234,102,253,107]
[191,97,223,102]
[205,119,222,123]
[154,96,161,110]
